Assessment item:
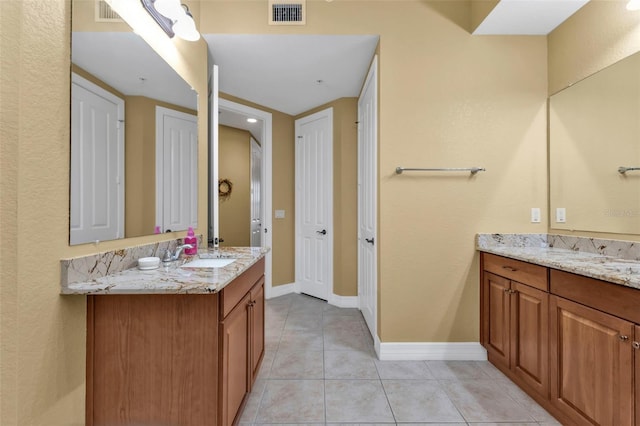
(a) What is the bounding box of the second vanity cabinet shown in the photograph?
[549,269,640,426]
[481,253,640,426]
[481,253,549,398]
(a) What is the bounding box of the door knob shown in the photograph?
[317,229,327,235]
[365,237,374,245]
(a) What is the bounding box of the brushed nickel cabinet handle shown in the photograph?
[633,341,640,349]
[619,335,629,341]
[502,266,517,272]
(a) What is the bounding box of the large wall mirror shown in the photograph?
[70,0,198,245]
[549,51,640,235]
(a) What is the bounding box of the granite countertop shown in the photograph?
[476,234,640,290]
[61,247,269,295]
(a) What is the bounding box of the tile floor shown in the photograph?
[239,293,561,425]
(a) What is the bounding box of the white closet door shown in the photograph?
[156,106,198,233]
[70,73,124,245]
[295,107,333,301]
[358,56,378,341]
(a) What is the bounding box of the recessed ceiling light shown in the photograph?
[247,118,258,123]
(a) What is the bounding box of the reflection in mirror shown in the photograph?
[70,5,198,245]
[550,52,640,235]
[217,108,264,247]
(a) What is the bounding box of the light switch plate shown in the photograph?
[275,209,285,219]
[556,207,566,223]
[531,208,541,223]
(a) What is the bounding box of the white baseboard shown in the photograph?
[328,293,359,308]
[378,342,487,361]
[268,283,359,309]
[267,282,296,299]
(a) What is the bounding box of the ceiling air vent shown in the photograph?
[268,0,306,25]
[95,0,123,22]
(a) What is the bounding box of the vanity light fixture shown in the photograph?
[141,0,200,41]
[247,118,258,123]
[627,0,640,10]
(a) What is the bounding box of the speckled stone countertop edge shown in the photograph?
[60,247,269,295]
[476,234,640,290]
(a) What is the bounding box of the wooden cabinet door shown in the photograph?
[219,293,250,426]
[87,295,218,426]
[550,296,634,426]
[250,278,265,384]
[510,281,548,397]
[635,325,640,426]
[483,272,511,368]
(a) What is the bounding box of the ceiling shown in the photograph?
[207,2,588,123]
[474,0,590,35]
[205,34,380,116]
[72,32,197,109]
[219,108,265,143]
[74,2,591,136]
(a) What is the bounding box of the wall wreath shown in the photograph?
[218,178,233,201]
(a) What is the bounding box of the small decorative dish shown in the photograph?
[138,256,160,270]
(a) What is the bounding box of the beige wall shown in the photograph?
[220,93,296,286]
[470,0,500,33]
[296,98,359,297]
[202,1,548,342]
[548,0,640,242]
[219,125,251,247]
[0,1,208,424]
[548,1,640,95]
[125,96,158,237]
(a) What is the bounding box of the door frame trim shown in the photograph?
[218,98,274,298]
[294,107,334,301]
[250,137,263,247]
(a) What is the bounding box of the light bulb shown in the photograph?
[627,0,640,10]
[154,0,183,19]
[173,15,200,41]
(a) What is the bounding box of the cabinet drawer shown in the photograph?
[220,258,265,319]
[483,253,548,291]
[550,269,640,324]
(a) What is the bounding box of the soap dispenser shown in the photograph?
[184,227,197,255]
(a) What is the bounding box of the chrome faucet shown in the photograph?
[163,244,193,264]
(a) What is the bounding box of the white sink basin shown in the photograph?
[181,258,236,268]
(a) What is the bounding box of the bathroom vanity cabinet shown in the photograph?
[86,258,265,426]
[481,253,549,398]
[549,269,640,426]
[481,252,640,426]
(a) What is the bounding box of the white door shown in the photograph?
[155,106,198,233]
[70,73,124,245]
[358,56,378,340]
[295,108,333,301]
[250,138,263,247]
